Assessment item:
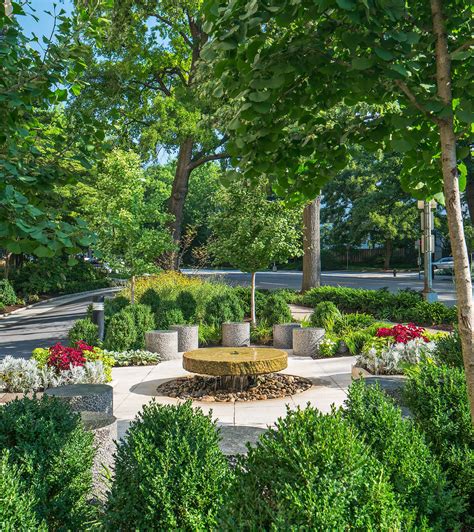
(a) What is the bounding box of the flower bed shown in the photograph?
[355,324,436,375]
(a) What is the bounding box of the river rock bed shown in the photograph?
[156,373,312,402]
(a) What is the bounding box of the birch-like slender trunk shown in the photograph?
[302,197,321,292]
[431,0,474,424]
[130,275,136,305]
[250,271,257,326]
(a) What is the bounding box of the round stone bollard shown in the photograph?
[273,323,302,349]
[145,330,179,360]
[292,327,325,357]
[81,411,117,500]
[45,383,113,414]
[222,322,251,347]
[170,324,199,352]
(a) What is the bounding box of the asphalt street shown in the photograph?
[0,270,463,359]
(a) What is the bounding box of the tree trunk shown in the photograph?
[130,275,136,305]
[302,197,321,292]
[383,239,392,270]
[167,137,194,270]
[250,271,257,326]
[431,0,474,424]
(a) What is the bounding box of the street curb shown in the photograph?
[0,286,122,321]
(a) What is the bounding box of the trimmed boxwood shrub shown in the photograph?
[204,291,244,326]
[404,362,474,525]
[68,318,99,346]
[105,401,230,531]
[122,304,155,349]
[310,301,342,330]
[0,450,47,531]
[0,279,17,307]
[103,309,137,351]
[0,396,95,529]
[233,287,268,320]
[176,290,198,322]
[433,330,462,368]
[155,300,186,329]
[139,288,162,314]
[344,380,463,529]
[104,295,129,318]
[260,292,292,325]
[222,407,404,530]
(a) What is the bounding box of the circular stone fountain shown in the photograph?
[157,347,311,401]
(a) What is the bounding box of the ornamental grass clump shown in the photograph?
[344,380,464,530]
[105,401,230,531]
[221,406,404,530]
[0,396,95,530]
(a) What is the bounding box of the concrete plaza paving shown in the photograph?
[113,353,355,451]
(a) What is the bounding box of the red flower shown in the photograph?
[376,323,428,344]
[47,343,86,371]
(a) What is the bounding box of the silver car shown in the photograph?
[432,257,454,270]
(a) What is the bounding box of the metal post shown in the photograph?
[420,201,438,302]
[91,295,105,341]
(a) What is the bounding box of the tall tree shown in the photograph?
[302,197,321,291]
[0,2,105,272]
[204,0,474,421]
[75,0,228,268]
[323,149,418,269]
[78,149,174,302]
[209,179,302,324]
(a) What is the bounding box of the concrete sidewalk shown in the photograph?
[113,354,355,451]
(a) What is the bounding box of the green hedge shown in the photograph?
[204,292,244,326]
[103,309,136,351]
[0,397,95,529]
[259,292,292,325]
[345,380,463,529]
[300,286,456,325]
[105,401,229,530]
[222,406,405,529]
[404,362,474,525]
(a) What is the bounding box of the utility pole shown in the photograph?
[418,200,438,302]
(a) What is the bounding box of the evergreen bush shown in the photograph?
[0,397,95,529]
[139,288,162,313]
[176,290,198,322]
[103,309,137,351]
[404,362,474,525]
[260,292,292,325]
[105,401,229,530]
[344,380,463,529]
[0,279,17,307]
[155,300,186,329]
[310,301,342,330]
[122,304,155,349]
[68,318,99,346]
[204,291,244,326]
[222,406,404,530]
[433,330,463,368]
[0,450,47,531]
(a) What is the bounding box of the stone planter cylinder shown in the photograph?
[273,323,301,349]
[45,383,113,414]
[81,412,117,500]
[222,322,250,347]
[145,330,179,360]
[170,324,199,352]
[292,327,325,357]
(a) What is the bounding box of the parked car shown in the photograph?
[432,256,454,270]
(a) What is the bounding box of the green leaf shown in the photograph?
[351,57,374,70]
[336,0,356,10]
[458,162,467,191]
[374,47,394,61]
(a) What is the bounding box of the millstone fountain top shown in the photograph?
[183,347,288,377]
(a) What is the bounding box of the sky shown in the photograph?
[20,0,73,40]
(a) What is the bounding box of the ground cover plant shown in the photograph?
[0,397,95,529]
[105,401,230,530]
[105,349,160,367]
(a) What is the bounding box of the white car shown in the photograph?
[432,257,454,270]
